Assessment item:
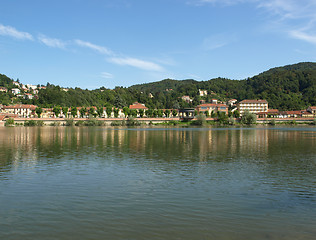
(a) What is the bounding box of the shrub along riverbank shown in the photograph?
[3,116,316,127]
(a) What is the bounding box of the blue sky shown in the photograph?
[1,0,316,89]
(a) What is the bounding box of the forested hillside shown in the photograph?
[1,62,315,110]
[130,62,316,110]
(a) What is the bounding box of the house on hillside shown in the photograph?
[181,96,193,104]
[307,106,316,115]
[198,89,208,97]
[0,87,8,93]
[11,88,21,95]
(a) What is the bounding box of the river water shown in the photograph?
[0,126,316,239]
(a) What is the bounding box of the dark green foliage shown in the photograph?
[192,114,206,126]
[240,110,257,125]
[5,118,14,126]
[126,117,141,126]
[65,119,74,126]
[35,107,43,118]
[24,120,44,126]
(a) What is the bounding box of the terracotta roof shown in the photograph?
[310,106,316,110]
[3,104,37,110]
[197,103,227,108]
[239,99,268,104]
[282,111,302,115]
[129,102,148,110]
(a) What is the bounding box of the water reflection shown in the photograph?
[0,126,316,240]
[0,127,315,168]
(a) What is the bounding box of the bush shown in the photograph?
[111,120,123,126]
[24,120,37,126]
[192,114,206,126]
[5,117,14,126]
[126,117,141,126]
[50,121,60,126]
[227,117,235,125]
[240,110,257,125]
[312,118,316,125]
[24,120,44,126]
[65,119,74,126]
[269,119,276,126]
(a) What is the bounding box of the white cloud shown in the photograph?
[101,72,114,79]
[108,57,164,71]
[289,30,316,45]
[38,34,67,49]
[75,39,113,55]
[0,24,33,40]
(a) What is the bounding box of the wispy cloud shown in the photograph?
[289,30,316,45]
[0,24,33,40]
[202,33,235,50]
[74,39,113,55]
[75,39,164,71]
[38,34,67,49]
[101,72,114,79]
[192,0,316,45]
[108,57,164,71]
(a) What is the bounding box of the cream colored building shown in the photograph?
[238,99,268,115]
[2,104,37,118]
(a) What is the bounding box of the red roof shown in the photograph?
[239,99,268,104]
[129,102,148,110]
[197,103,227,108]
[310,106,316,110]
[3,104,37,110]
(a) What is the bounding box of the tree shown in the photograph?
[164,109,170,117]
[138,109,144,118]
[240,110,257,125]
[123,107,130,118]
[35,107,42,118]
[157,109,163,118]
[113,108,119,118]
[53,106,61,118]
[71,107,77,117]
[172,109,178,117]
[89,107,96,117]
[233,110,240,118]
[80,107,87,118]
[145,109,153,117]
[97,107,104,117]
[130,109,137,117]
[106,107,112,118]
[62,107,68,118]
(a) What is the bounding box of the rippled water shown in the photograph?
[0,126,316,239]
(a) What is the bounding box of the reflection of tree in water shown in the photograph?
[0,127,315,176]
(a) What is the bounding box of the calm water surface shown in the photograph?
[0,126,316,240]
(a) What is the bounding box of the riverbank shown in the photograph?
[1,117,316,127]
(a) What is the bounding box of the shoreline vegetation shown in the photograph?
[4,115,316,127]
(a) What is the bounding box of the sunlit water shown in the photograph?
[0,126,316,240]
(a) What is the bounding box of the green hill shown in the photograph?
[129,62,316,110]
[1,62,316,110]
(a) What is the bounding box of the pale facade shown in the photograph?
[2,105,37,118]
[238,100,268,115]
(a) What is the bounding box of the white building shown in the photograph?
[237,99,268,115]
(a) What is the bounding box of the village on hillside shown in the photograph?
[1,84,316,125]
